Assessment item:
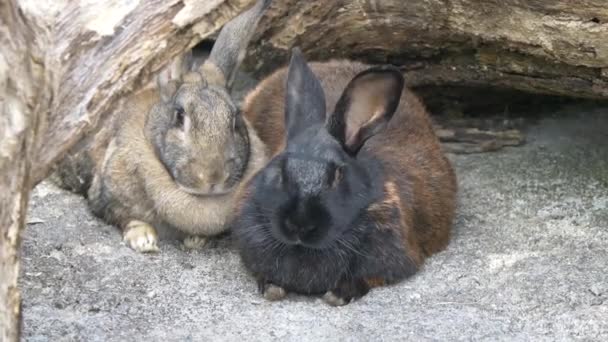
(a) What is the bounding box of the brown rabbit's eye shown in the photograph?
[174,106,185,128]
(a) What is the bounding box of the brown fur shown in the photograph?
[364,277,387,288]
[69,0,273,252]
[243,59,457,273]
[88,86,267,236]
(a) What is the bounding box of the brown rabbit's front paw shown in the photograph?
[124,220,160,253]
[323,278,370,306]
[183,235,208,250]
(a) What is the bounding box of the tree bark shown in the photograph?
[0,0,255,340]
[244,0,608,99]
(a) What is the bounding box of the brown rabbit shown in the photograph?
[56,0,271,253]
[233,48,457,305]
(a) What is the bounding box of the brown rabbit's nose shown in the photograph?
[200,170,220,184]
[198,169,230,190]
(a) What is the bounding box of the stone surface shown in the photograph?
[20,105,608,341]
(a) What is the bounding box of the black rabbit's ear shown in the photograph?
[285,47,327,141]
[327,66,404,155]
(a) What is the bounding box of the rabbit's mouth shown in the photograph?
[177,183,233,197]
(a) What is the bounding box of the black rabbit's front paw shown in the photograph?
[257,279,287,301]
[322,278,370,306]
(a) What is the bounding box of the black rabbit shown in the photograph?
[234,48,457,306]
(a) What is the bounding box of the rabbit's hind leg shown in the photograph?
[182,235,208,250]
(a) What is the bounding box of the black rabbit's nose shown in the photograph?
[301,224,315,233]
[284,219,298,234]
[284,218,314,234]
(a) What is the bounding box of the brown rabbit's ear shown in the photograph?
[157,50,194,103]
[327,66,405,155]
[199,0,271,90]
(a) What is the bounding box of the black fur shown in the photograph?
[233,49,416,302]
[285,47,326,141]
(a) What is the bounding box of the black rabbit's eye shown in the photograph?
[265,165,283,187]
[330,165,343,188]
[174,106,185,128]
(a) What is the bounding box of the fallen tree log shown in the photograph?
[244,0,608,100]
[0,0,256,340]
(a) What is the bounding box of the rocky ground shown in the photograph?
[19,102,608,341]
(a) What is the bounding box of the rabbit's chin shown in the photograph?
[271,231,332,250]
[274,236,322,250]
[177,183,233,197]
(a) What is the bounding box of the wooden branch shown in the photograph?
[433,116,527,154]
[243,0,608,99]
[436,126,525,154]
[0,0,256,340]
[0,1,38,339]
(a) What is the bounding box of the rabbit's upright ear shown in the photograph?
[284,47,326,141]
[199,0,271,90]
[157,50,194,103]
[327,66,404,155]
